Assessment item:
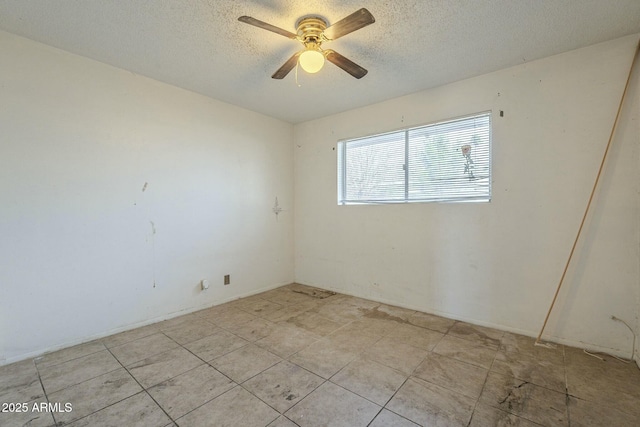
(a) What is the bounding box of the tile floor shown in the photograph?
[1,283,639,426]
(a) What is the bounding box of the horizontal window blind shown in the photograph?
[338,112,491,204]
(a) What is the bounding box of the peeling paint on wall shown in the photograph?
[272,197,283,220]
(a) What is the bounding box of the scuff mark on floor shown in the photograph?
[498,381,530,411]
[291,288,336,299]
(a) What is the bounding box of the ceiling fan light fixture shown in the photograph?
[239,8,375,79]
[299,48,325,74]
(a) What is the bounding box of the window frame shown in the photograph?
[337,111,492,205]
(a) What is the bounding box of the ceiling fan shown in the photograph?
[238,8,375,79]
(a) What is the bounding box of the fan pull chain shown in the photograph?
[295,59,302,87]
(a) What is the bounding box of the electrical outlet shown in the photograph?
[224,274,230,285]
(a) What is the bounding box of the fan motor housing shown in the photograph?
[296,17,328,43]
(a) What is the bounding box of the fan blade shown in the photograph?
[323,8,375,40]
[272,52,301,79]
[238,16,297,39]
[325,50,368,79]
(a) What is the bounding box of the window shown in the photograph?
[338,112,491,204]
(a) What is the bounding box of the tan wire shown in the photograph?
[535,39,640,346]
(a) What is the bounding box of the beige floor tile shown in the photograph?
[257,288,295,304]
[267,415,299,427]
[238,299,284,317]
[365,336,428,375]
[207,308,257,328]
[330,357,407,405]
[34,340,106,369]
[448,321,504,347]
[413,352,489,399]
[0,359,37,385]
[388,323,444,350]
[564,345,616,371]
[352,304,413,325]
[157,312,201,330]
[285,382,381,427]
[565,349,640,418]
[289,339,358,379]
[147,364,234,419]
[568,384,640,419]
[469,403,542,427]
[262,301,321,322]
[67,391,171,427]
[0,376,45,404]
[386,377,475,427]
[499,332,564,363]
[194,303,236,322]
[433,334,498,369]
[310,301,368,323]
[568,396,639,426]
[368,409,419,427]
[262,288,320,306]
[161,319,219,345]
[243,360,324,413]
[267,415,298,427]
[0,359,44,402]
[210,344,281,383]
[287,283,338,300]
[407,311,456,333]
[0,398,56,427]
[184,330,249,361]
[176,386,279,427]
[255,324,320,358]
[326,327,381,353]
[102,323,161,348]
[39,350,121,394]
[337,296,381,310]
[127,347,203,388]
[336,317,399,337]
[479,371,568,426]
[13,286,640,427]
[361,304,416,323]
[225,317,278,342]
[491,349,566,393]
[110,333,179,366]
[47,368,141,424]
[281,312,343,336]
[229,293,270,308]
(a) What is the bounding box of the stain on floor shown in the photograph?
[359,306,408,324]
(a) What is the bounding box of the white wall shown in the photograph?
[635,56,640,367]
[0,31,294,364]
[294,34,640,356]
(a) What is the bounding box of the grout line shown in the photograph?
[160,327,284,422]
[39,364,123,396]
[34,343,107,371]
[564,344,572,427]
[104,346,175,425]
[466,334,501,426]
[32,360,57,426]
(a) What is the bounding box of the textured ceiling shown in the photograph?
[1,1,640,123]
